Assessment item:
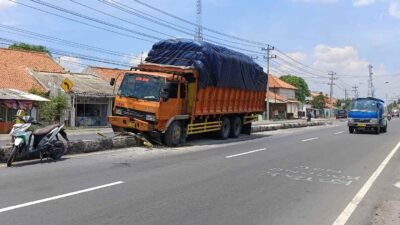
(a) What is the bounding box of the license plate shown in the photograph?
[357,124,366,127]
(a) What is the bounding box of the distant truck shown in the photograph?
[347,97,388,134]
[108,39,267,146]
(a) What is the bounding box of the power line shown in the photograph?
[0,24,139,59]
[27,0,163,41]
[69,0,176,39]
[8,0,155,43]
[127,0,269,47]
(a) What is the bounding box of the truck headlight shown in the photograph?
[348,118,354,123]
[146,114,156,122]
[370,118,378,124]
[115,108,122,115]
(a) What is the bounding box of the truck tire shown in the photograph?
[229,116,242,138]
[164,121,183,147]
[381,123,388,133]
[375,127,380,135]
[349,127,354,134]
[217,117,231,139]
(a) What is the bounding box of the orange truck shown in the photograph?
[108,39,267,146]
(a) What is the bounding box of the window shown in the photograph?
[180,83,186,99]
[168,82,178,99]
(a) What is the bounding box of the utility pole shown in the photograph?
[352,85,359,99]
[368,64,374,97]
[344,88,348,100]
[262,45,276,120]
[328,71,337,106]
[194,0,203,41]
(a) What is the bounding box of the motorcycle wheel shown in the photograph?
[50,140,65,160]
[7,146,18,167]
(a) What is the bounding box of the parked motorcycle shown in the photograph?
[7,116,69,167]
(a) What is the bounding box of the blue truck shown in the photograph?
[347,97,388,134]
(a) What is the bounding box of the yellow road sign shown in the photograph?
[61,78,73,92]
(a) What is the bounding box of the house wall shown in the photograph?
[277,88,296,100]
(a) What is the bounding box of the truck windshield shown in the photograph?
[350,100,377,112]
[118,74,163,102]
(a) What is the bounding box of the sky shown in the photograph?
[0,0,399,101]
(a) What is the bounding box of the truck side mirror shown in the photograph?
[110,78,116,86]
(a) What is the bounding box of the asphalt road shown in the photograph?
[1,119,400,225]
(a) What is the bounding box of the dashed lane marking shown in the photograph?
[226,148,267,159]
[0,181,124,213]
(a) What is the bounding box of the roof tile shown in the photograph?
[0,48,65,92]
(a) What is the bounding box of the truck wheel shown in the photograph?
[217,117,231,139]
[229,116,242,138]
[164,121,183,147]
[382,123,388,133]
[375,127,380,135]
[349,127,354,134]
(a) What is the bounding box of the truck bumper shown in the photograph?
[348,122,379,129]
[108,116,154,132]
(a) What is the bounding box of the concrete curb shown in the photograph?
[0,121,331,163]
[0,136,139,163]
[251,121,330,133]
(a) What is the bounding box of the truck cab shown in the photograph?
[347,97,387,134]
[108,66,193,137]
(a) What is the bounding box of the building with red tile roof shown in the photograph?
[0,48,65,92]
[83,66,131,86]
[267,74,300,119]
[268,74,297,90]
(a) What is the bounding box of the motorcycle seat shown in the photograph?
[33,124,60,136]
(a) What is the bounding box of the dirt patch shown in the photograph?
[371,200,400,225]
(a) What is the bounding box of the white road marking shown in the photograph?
[301,137,319,142]
[334,131,345,135]
[332,141,400,225]
[0,181,124,213]
[226,148,267,158]
[394,181,400,189]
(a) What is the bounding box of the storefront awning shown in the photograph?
[0,89,49,101]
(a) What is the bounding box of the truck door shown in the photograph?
[159,81,186,120]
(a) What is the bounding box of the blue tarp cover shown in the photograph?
[145,39,267,92]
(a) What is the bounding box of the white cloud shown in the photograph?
[287,52,307,62]
[389,2,400,18]
[313,44,369,74]
[353,0,376,7]
[0,0,15,9]
[291,0,339,3]
[129,51,148,67]
[58,56,85,73]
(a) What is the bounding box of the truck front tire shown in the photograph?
[164,121,183,147]
[349,126,354,134]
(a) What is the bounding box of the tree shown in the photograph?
[311,92,326,109]
[335,98,351,110]
[41,92,69,123]
[279,75,310,102]
[8,43,51,55]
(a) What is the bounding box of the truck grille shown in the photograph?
[116,107,153,121]
[354,119,371,123]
